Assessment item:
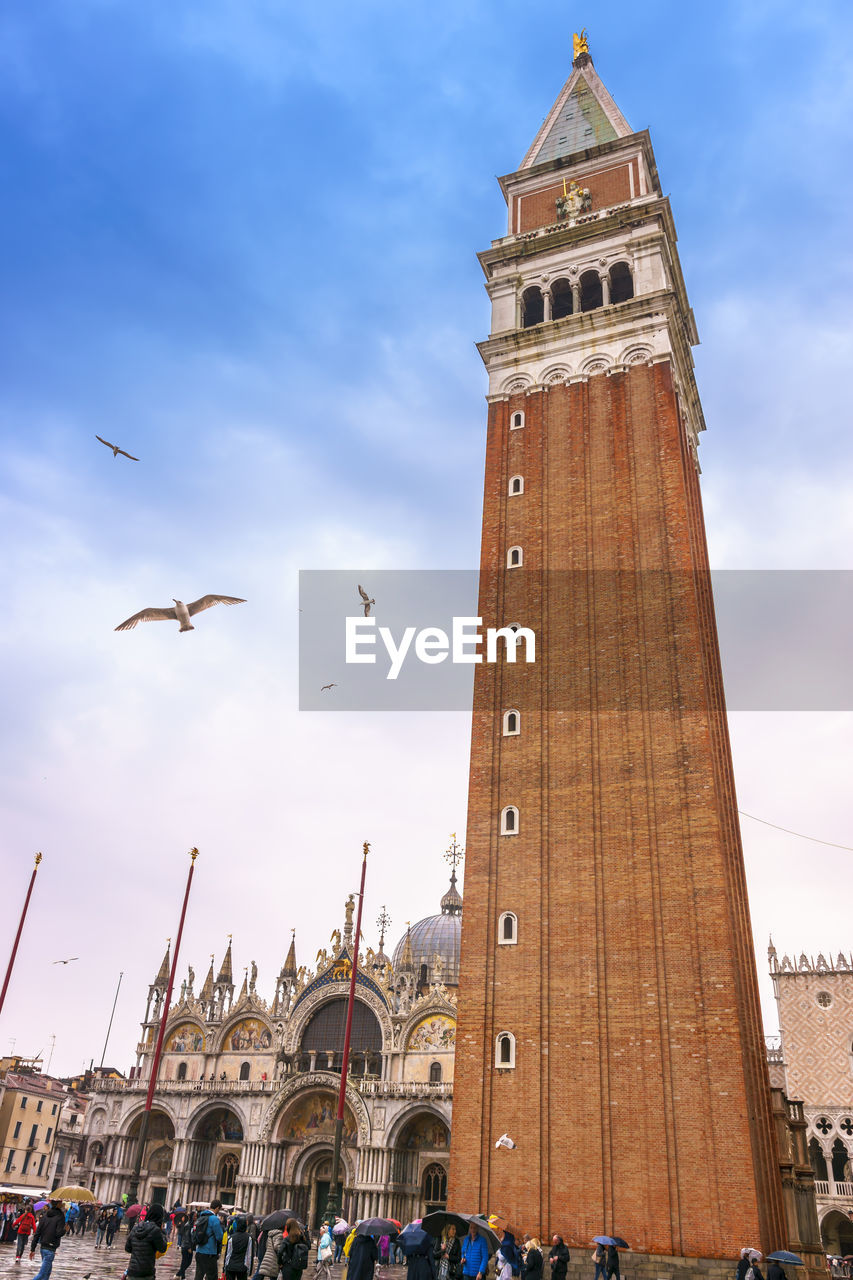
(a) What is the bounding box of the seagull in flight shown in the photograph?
[95,435,139,461]
[53,957,79,965]
[358,584,375,617]
[115,595,246,633]
[321,683,338,691]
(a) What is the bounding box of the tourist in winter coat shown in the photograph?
[176,1215,195,1279]
[461,1227,489,1280]
[257,1229,285,1280]
[766,1262,786,1280]
[277,1221,310,1280]
[125,1203,169,1280]
[314,1223,334,1280]
[437,1226,462,1280]
[193,1202,225,1280]
[347,1233,380,1280]
[604,1246,620,1280]
[522,1240,543,1280]
[30,1203,66,1280]
[224,1217,256,1280]
[548,1238,570,1280]
[12,1206,37,1260]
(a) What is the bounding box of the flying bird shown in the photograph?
[95,434,139,461]
[321,683,338,691]
[358,584,375,617]
[495,1133,517,1150]
[53,958,79,965]
[115,595,247,633]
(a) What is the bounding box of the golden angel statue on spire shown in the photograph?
[573,29,590,59]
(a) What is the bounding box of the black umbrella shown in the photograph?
[399,1228,432,1257]
[356,1218,402,1237]
[421,1212,500,1254]
[260,1209,304,1232]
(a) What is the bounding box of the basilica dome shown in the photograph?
[391,872,463,987]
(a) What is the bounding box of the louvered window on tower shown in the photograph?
[495,1032,516,1068]
[510,411,525,430]
[509,475,524,496]
[501,806,519,835]
[507,546,523,568]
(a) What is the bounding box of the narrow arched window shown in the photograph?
[609,261,634,304]
[522,287,544,328]
[495,1032,516,1068]
[429,1061,442,1084]
[501,805,519,835]
[507,546,523,568]
[551,277,573,320]
[580,270,603,312]
[419,963,428,987]
[239,1062,250,1082]
[508,475,524,496]
[498,912,518,945]
[503,709,520,736]
[176,1062,187,1082]
[510,411,525,430]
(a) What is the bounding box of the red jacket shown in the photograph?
[14,1212,37,1236]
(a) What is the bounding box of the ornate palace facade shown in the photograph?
[769,943,853,1256]
[80,869,462,1226]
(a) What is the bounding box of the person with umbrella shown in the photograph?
[436,1224,461,1280]
[399,1225,436,1280]
[461,1223,489,1280]
[255,1216,286,1280]
[499,1234,521,1279]
[347,1229,380,1280]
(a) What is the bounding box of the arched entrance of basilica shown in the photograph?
[268,1089,358,1224]
[388,1112,449,1224]
[183,1106,244,1206]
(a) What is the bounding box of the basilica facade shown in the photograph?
[80,870,462,1226]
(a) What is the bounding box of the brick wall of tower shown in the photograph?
[449,362,787,1258]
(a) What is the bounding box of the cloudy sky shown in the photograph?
[1,0,851,1076]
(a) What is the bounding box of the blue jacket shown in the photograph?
[195,1211,224,1256]
[461,1236,489,1277]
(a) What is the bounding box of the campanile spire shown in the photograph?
[449,43,787,1266]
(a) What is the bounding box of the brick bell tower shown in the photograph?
[448,37,788,1262]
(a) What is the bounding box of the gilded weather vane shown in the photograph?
[445,833,465,874]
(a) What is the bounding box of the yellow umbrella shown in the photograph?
[53,1185,97,1203]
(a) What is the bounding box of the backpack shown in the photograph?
[192,1215,213,1250]
[277,1238,310,1274]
